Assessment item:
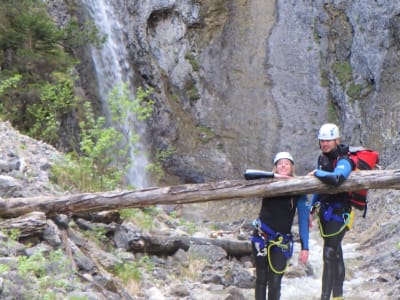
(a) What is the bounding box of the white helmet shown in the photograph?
[318,123,340,140]
[273,152,294,164]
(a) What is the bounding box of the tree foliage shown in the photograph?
[27,71,78,145]
[51,84,154,192]
[0,0,103,145]
[0,1,156,192]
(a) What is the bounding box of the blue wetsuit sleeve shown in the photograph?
[296,195,309,250]
[314,158,352,187]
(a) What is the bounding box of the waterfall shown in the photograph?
[81,0,150,189]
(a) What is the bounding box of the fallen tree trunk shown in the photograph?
[124,234,251,257]
[0,169,399,218]
[189,237,252,258]
[0,211,47,237]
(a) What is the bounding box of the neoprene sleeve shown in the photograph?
[296,194,310,250]
[314,158,352,187]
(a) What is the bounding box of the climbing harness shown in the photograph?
[346,209,354,229]
[250,219,293,274]
[312,202,352,238]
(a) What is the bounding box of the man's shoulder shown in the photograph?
[337,143,350,155]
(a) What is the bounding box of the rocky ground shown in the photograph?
[0,120,399,300]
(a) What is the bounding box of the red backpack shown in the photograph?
[345,147,380,217]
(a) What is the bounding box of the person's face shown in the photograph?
[319,139,338,153]
[275,159,293,176]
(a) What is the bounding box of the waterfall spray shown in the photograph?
[81,0,150,189]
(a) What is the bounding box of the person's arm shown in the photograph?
[297,195,309,264]
[297,195,309,250]
[314,157,352,186]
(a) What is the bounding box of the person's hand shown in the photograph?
[309,213,313,229]
[307,169,317,176]
[273,173,291,179]
[299,250,309,264]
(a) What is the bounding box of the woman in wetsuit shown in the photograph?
[245,152,310,300]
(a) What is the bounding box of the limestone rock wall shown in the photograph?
[69,0,400,185]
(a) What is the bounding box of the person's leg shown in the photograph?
[320,220,346,300]
[332,245,345,297]
[266,247,286,300]
[253,242,268,300]
[321,245,336,300]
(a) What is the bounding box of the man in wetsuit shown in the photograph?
[310,123,353,300]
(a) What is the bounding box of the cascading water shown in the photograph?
[81,0,150,189]
[280,227,389,300]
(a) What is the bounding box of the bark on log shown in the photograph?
[189,237,252,258]
[128,234,190,255]
[0,169,399,218]
[0,211,47,237]
[122,233,250,257]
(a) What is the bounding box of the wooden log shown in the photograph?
[128,234,191,255]
[117,231,250,257]
[0,211,47,237]
[189,237,251,258]
[0,169,399,218]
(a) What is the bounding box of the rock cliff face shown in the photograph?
[71,3,400,295]
[68,0,400,186]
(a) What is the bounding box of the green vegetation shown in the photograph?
[197,125,215,143]
[119,206,162,229]
[0,74,21,95]
[166,210,197,234]
[114,255,155,284]
[5,228,20,241]
[330,61,367,101]
[187,85,200,103]
[346,82,362,100]
[16,249,76,299]
[115,261,142,283]
[2,228,22,256]
[327,101,338,124]
[0,264,10,274]
[0,74,22,120]
[120,205,197,234]
[185,52,200,72]
[51,83,154,192]
[0,0,160,193]
[320,69,329,87]
[313,19,322,43]
[146,147,175,183]
[178,218,197,235]
[0,0,158,193]
[185,78,200,104]
[331,61,352,87]
[0,0,104,145]
[69,297,89,300]
[28,72,78,145]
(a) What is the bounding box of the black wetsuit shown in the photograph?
[252,195,309,300]
[312,144,353,300]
